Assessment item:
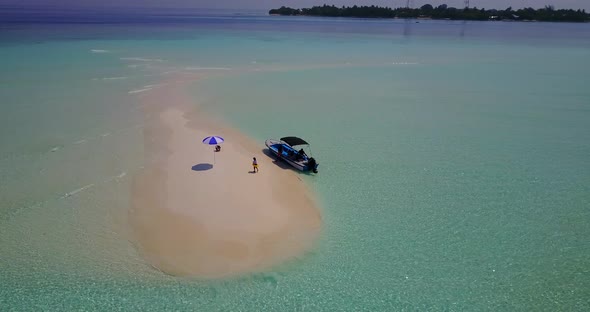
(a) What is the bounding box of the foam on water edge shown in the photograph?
[128,87,153,94]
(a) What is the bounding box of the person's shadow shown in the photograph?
[191,163,213,171]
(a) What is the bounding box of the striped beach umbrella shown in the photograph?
[202,136,224,145]
[202,136,224,164]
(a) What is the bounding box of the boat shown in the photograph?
[265,136,319,173]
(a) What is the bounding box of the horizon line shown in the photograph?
[2,3,589,12]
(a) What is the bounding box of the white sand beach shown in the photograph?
[130,76,321,278]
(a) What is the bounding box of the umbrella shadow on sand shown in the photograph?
[191,163,213,171]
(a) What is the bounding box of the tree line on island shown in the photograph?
[269,4,589,22]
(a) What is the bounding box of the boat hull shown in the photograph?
[265,139,318,172]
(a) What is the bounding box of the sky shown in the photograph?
[2,0,589,11]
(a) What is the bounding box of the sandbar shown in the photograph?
[130,76,322,279]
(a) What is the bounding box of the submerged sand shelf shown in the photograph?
[130,77,322,279]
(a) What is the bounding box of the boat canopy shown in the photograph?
[281,136,309,146]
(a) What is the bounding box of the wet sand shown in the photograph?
[130,75,322,279]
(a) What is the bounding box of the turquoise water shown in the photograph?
[1,13,590,310]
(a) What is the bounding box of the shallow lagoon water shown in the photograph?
[1,11,589,310]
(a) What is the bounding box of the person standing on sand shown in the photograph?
[252,157,258,173]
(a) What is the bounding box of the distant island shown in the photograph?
[269,4,589,22]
